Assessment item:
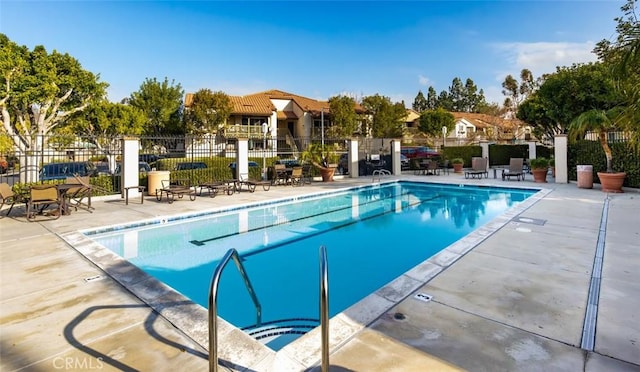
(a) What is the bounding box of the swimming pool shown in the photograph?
[85,181,535,350]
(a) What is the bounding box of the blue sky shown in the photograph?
[1,1,622,107]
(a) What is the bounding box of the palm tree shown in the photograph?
[613,11,640,149]
[569,109,621,173]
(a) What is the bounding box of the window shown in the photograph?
[241,117,268,126]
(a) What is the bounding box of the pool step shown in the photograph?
[242,318,320,342]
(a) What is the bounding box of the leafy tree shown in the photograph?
[412,90,428,112]
[68,101,146,137]
[129,77,184,135]
[0,33,108,154]
[418,108,455,137]
[517,62,621,140]
[183,89,233,135]
[65,101,146,168]
[327,95,358,137]
[361,94,405,138]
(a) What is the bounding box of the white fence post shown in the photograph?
[554,135,568,183]
[348,139,359,178]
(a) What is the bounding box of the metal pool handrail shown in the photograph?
[319,245,329,372]
[209,248,262,372]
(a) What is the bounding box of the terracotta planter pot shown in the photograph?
[531,169,548,183]
[320,167,335,182]
[597,172,626,193]
[453,164,463,173]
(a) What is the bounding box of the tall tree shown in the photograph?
[462,78,487,112]
[426,86,438,110]
[361,94,405,138]
[183,89,233,135]
[327,95,358,137]
[502,69,537,118]
[128,77,184,135]
[412,90,428,112]
[0,33,108,154]
[437,90,453,111]
[448,77,465,111]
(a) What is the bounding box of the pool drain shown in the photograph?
[414,293,433,303]
[512,216,546,225]
[84,275,104,283]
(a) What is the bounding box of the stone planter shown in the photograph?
[319,167,336,182]
[531,168,548,183]
[597,172,626,193]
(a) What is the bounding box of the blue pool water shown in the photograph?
[87,182,534,350]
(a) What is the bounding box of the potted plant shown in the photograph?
[451,158,464,173]
[300,143,339,182]
[570,109,626,193]
[529,157,549,183]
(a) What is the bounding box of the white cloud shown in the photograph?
[418,74,430,86]
[483,40,599,105]
[494,41,598,79]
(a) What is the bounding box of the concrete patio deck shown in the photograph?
[1,172,638,371]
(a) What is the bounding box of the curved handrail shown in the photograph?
[372,169,391,182]
[319,245,329,372]
[209,248,262,372]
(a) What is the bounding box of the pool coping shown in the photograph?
[58,180,550,371]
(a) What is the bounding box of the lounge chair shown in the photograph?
[64,176,94,212]
[464,157,488,179]
[502,158,526,181]
[156,179,196,203]
[290,166,304,186]
[199,178,235,197]
[0,182,22,216]
[26,184,63,221]
[238,174,271,192]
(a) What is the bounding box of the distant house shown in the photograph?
[401,109,532,145]
[450,112,532,144]
[185,89,366,140]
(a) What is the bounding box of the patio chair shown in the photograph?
[272,164,289,185]
[64,176,94,212]
[26,184,63,221]
[0,182,22,216]
[238,174,271,192]
[290,166,304,186]
[502,158,526,181]
[438,159,450,175]
[464,157,488,179]
[301,163,313,184]
[426,159,439,175]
